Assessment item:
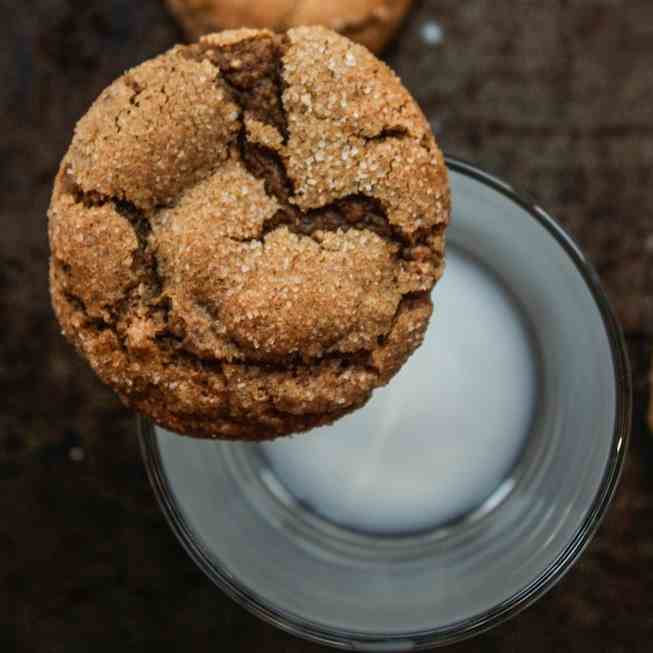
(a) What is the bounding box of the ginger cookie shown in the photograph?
[49,27,450,440]
[165,0,413,53]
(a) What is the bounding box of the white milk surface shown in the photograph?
[262,247,538,534]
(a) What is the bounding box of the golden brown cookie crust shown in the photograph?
[49,27,449,440]
[165,0,413,53]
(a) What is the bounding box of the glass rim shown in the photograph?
[138,155,632,650]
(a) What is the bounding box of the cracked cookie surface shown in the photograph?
[49,26,450,440]
[165,0,413,54]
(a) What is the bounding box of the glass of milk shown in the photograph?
[139,158,631,649]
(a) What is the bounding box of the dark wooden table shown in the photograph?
[1,1,652,651]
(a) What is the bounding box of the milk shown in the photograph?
[261,247,537,534]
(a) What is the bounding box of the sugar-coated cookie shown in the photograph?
[49,27,449,440]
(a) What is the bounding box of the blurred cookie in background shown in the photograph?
[164,0,413,53]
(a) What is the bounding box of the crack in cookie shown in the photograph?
[186,33,290,138]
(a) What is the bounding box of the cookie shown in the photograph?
[165,0,413,53]
[49,27,450,440]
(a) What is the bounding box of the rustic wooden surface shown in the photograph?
[1,1,652,651]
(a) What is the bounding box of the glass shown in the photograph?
[139,158,631,650]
